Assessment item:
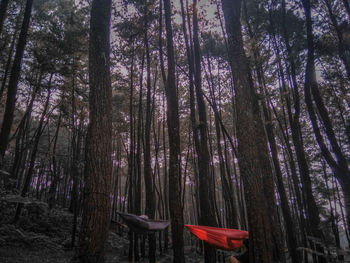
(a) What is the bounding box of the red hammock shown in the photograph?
[185,225,249,251]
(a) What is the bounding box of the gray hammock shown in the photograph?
[116,211,170,234]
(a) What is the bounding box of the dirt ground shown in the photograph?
[0,200,209,263]
[0,230,206,263]
[0,198,246,263]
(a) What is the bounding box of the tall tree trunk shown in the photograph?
[221,1,277,261]
[77,0,113,262]
[144,16,156,262]
[0,0,33,163]
[158,9,169,251]
[193,1,217,261]
[162,0,185,262]
[243,5,299,260]
[127,40,138,262]
[241,4,285,260]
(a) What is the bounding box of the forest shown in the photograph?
[0,0,349,262]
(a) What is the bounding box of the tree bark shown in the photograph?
[144,14,156,262]
[242,4,285,260]
[77,0,113,262]
[221,0,277,261]
[0,0,34,163]
[193,1,218,261]
[162,0,185,262]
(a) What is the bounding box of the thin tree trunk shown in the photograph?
[280,0,322,251]
[206,55,237,229]
[127,40,137,262]
[162,0,185,261]
[144,16,156,262]
[48,113,62,209]
[69,72,78,211]
[179,0,200,159]
[0,16,20,100]
[71,118,83,248]
[302,0,350,239]
[162,95,169,250]
[264,107,299,262]
[9,71,42,188]
[193,1,217,261]
[0,0,34,163]
[14,78,52,222]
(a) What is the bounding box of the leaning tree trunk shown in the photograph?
[77,0,113,262]
[221,0,277,262]
[0,0,33,164]
[9,71,42,188]
[302,0,350,243]
[162,0,185,262]
[13,81,52,222]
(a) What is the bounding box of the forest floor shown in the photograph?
[0,196,205,263]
